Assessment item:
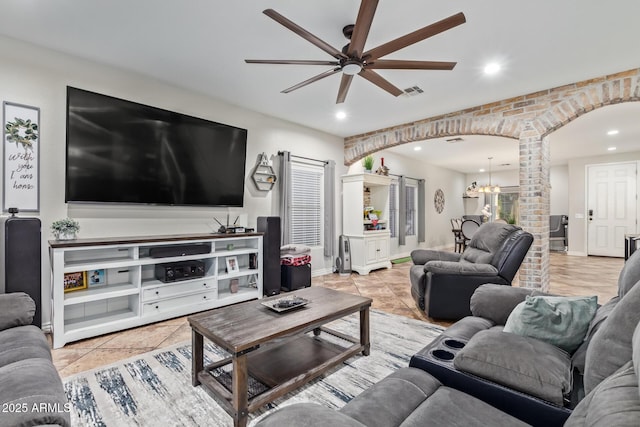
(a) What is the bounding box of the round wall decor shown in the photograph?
[434,189,445,214]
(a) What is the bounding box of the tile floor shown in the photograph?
[50,251,624,377]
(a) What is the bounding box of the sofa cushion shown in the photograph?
[401,386,530,427]
[0,292,35,331]
[572,296,619,375]
[503,295,598,353]
[424,261,498,276]
[565,360,640,426]
[411,249,461,266]
[470,284,550,325]
[0,325,52,367]
[617,249,640,297]
[339,367,441,427]
[461,223,518,265]
[440,316,495,341]
[584,278,640,394]
[453,329,572,405]
[0,358,71,427]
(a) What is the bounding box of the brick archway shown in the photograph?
[344,68,640,289]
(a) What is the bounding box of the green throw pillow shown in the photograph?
[503,295,598,353]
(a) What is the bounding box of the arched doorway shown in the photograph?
[344,68,640,290]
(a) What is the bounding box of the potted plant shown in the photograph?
[51,218,80,240]
[362,155,374,173]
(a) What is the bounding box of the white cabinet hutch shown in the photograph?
[49,233,263,348]
[342,173,392,275]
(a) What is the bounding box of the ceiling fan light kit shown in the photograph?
[245,1,466,103]
[342,61,363,76]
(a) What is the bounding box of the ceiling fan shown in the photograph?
[245,0,466,104]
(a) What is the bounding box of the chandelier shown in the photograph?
[477,157,501,193]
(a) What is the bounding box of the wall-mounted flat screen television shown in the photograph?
[65,87,247,207]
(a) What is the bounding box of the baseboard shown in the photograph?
[567,251,588,257]
[312,267,333,277]
[391,251,412,260]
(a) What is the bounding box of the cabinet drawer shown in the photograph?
[142,279,216,302]
[142,289,217,316]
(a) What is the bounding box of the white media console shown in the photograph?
[49,233,263,348]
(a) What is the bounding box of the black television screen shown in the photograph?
[65,87,247,207]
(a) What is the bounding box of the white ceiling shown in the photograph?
[1,0,639,172]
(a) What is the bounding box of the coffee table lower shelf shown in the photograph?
[196,327,364,417]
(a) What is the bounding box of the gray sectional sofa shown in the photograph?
[0,292,70,427]
[257,323,640,426]
[255,251,640,426]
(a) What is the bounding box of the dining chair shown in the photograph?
[451,218,465,252]
[460,219,480,243]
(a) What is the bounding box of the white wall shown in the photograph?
[347,151,467,256]
[550,165,569,215]
[0,36,346,325]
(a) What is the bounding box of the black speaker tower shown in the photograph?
[1,211,42,327]
[257,216,281,296]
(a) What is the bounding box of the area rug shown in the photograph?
[63,310,443,427]
[390,256,412,264]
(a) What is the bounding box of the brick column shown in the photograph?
[518,133,550,290]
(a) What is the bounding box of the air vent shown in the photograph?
[500,163,511,167]
[446,137,464,143]
[403,86,424,97]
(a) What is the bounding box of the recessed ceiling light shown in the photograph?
[607,129,619,136]
[479,168,486,172]
[414,146,422,151]
[335,111,347,120]
[484,63,501,75]
[608,146,617,151]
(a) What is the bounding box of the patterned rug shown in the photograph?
[63,310,443,427]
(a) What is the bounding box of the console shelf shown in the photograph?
[49,232,263,348]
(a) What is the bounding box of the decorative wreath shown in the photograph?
[5,117,38,151]
[434,189,445,214]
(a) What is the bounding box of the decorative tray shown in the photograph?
[262,296,309,313]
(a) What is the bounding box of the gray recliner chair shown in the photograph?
[410,222,533,320]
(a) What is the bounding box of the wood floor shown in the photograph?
[50,251,624,377]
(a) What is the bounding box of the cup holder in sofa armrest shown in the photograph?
[431,349,455,361]
[443,339,466,350]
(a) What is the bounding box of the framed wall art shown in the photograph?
[63,272,86,293]
[226,256,239,273]
[86,269,107,287]
[434,189,445,214]
[3,102,40,212]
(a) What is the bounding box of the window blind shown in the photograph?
[406,185,416,236]
[289,166,323,246]
[389,182,398,238]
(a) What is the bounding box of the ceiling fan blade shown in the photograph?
[358,69,403,97]
[363,12,466,60]
[245,59,340,66]
[347,0,379,58]
[366,60,457,70]
[282,68,341,93]
[263,9,347,60]
[336,74,354,104]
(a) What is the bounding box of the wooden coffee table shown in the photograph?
[188,286,372,427]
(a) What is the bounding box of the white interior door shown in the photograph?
[587,162,637,257]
